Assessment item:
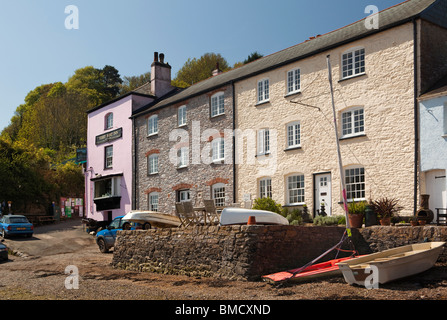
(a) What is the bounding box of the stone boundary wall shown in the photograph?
[112,225,447,281]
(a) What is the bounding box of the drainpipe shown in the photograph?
[231,80,237,204]
[132,117,137,210]
[413,18,419,216]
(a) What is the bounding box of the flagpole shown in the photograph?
[326,55,351,235]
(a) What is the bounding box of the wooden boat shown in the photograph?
[262,256,355,283]
[336,242,445,285]
[219,207,289,226]
[122,210,181,229]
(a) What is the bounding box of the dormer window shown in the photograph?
[105,113,113,130]
[341,47,365,79]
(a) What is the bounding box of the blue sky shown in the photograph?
[0,0,404,131]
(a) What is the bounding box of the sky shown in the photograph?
[0,0,404,131]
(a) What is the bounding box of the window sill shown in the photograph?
[338,72,366,83]
[211,113,225,119]
[212,159,225,165]
[177,165,188,170]
[255,152,270,157]
[148,172,159,176]
[283,203,306,207]
[255,100,270,107]
[178,124,187,128]
[284,91,302,98]
[284,146,302,151]
[147,133,158,138]
[339,133,366,141]
[337,199,366,204]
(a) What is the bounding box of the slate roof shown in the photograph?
[131,0,443,117]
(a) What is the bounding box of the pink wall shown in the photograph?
[85,94,152,221]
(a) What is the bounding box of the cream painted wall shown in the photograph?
[235,23,416,217]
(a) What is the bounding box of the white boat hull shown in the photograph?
[122,211,181,228]
[219,207,289,226]
[337,242,445,285]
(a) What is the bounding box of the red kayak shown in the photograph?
[262,257,355,283]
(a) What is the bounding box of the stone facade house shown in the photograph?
[132,54,235,214]
[230,0,447,217]
[85,84,154,222]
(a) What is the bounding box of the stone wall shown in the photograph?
[112,225,350,281]
[112,225,447,281]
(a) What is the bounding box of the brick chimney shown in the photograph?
[151,52,173,97]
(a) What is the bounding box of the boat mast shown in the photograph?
[326,55,351,235]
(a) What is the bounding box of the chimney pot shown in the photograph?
[160,53,165,64]
[154,52,159,62]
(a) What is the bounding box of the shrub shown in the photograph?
[313,215,345,226]
[252,197,282,215]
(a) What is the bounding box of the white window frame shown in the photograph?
[345,166,366,201]
[341,47,365,79]
[257,129,270,155]
[105,113,113,130]
[148,192,159,212]
[286,121,301,149]
[105,145,113,169]
[177,147,189,168]
[178,189,191,202]
[257,78,270,104]
[212,183,226,207]
[287,68,301,95]
[211,92,225,117]
[259,177,272,199]
[287,174,305,205]
[147,115,158,136]
[211,138,225,162]
[148,154,159,175]
[178,105,187,127]
[341,107,365,138]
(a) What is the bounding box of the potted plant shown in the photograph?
[371,197,402,226]
[347,201,367,228]
[409,216,418,226]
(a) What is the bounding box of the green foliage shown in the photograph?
[285,208,303,226]
[174,53,230,85]
[119,72,151,94]
[252,197,282,214]
[348,201,367,215]
[313,215,345,226]
[371,197,402,218]
[243,51,264,64]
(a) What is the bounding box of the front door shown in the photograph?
[315,173,332,216]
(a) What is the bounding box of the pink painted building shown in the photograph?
[85,84,154,222]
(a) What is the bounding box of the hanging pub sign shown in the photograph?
[95,127,122,145]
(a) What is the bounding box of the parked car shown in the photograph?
[0,239,8,261]
[0,215,34,238]
[95,216,137,253]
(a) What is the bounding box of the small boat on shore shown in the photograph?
[262,256,355,283]
[336,241,445,286]
[219,207,289,226]
[122,210,181,229]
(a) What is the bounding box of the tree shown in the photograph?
[243,51,263,64]
[174,53,230,85]
[119,72,151,94]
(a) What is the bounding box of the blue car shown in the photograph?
[96,216,135,253]
[0,215,34,238]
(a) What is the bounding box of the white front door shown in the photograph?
[425,169,447,219]
[315,173,332,215]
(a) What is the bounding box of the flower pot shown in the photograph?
[418,220,426,226]
[348,214,364,228]
[379,217,391,226]
[410,220,418,226]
